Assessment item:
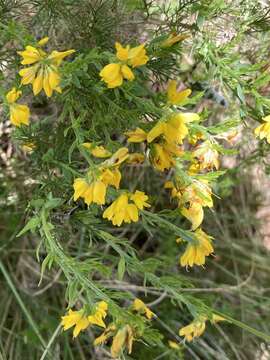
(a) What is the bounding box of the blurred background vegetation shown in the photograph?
[1,0,270,359]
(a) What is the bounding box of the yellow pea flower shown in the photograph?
[61,302,108,339]
[180,180,213,208]
[125,127,147,143]
[94,323,116,346]
[188,161,201,175]
[127,43,149,67]
[48,49,76,66]
[100,168,122,189]
[115,42,149,67]
[132,298,154,319]
[151,143,175,172]
[168,340,180,349]
[147,122,165,143]
[193,141,220,170]
[181,202,204,230]
[147,113,199,145]
[103,190,150,226]
[18,39,75,97]
[179,318,206,342]
[111,325,134,358]
[6,88,30,127]
[103,193,138,226]
[167,80,191,105]
[254,115,270,143]
[164,181,181,199]
[127,153,145,164]
[82,143,112,158]
[88,301,108,328]
[38,37,49,46]
[161,33,190,48]
[17,45,45,65]
[164,115,189,144]
[103,147,129,167]
[130,190,150,210]
[100,42,148,88]
[179,228,214,267]
[179,314,225,342]
[150,141,182,172]
[73,178,106,205]
[115,42,129,61]
[99,63,134,88]
[212,314,226,323]
[21,142,36,153]
[188,131,204,145]
[61,309,90,338]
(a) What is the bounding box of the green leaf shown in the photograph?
[117,257,126,281]
[236,84,245,103]
[16,217,40,237]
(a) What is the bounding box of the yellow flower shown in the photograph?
[188,131,204,145]
[100,42,148,88]
[61,309,90,338]
[17,45,45,65]
[127,153,145,164]
[103,190,150,226]
[179,318,206,342]
[151,143,174,171]
[188,161,201,175]
[125,127,147,142]
[179,228,214,267]
[102,147,129,167]
[181,202,204,230]
[164,181,181,198]
[111,325,134,358]
[99,63,134,88]
[115,42,149,68]
[254,115,270,143]
[100,168,122,189]
[61,302,108,339]
[130,190,150,210]
[21,142,36,152]
[168,340,180,350]
[150,142,182,172]
[38,37,49,46]
[180,180,213,208]
[193,141,219,170]
[127,44,149,67]
[103,193,138,226]
[212,314,226,323]
[147,121,165,143]
[161,33,190,48]
[82,143,112,158]
[6,88,30,127]
[115,42,129,61]
[88,301,108,328]
[132,298,154,319]
[18,40,75,97]
[73,178,106,205]
[94,324,116,346]
[167,80,191,105]
[147,113,199,145]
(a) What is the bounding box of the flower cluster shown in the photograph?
[61,298,154,358]
[99,42,148,88]
[73,146,150,225]
[124,80,223,267]
[4,37,74,127]
[179,314,225,342]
